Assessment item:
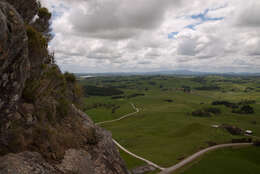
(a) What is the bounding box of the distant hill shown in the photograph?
[75,70,260,77]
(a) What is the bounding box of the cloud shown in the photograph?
[236,1,260,27]
[40,0,260,73]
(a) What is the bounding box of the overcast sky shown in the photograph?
[39,0,260,73]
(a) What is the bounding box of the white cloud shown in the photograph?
[40,0,260,73]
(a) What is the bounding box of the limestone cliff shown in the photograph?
[0,0,128,173]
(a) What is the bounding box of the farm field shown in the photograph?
[175,146,260,174]
[79,75,260,172]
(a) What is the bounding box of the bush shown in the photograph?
[192,109,211,117]
[238,100,256,105]
[232,105,254,114]
[148,81,156,85]
[111,95,125,99]
[83,85,124,96]
[27,25,47,49]
[253,140,260,146]
[22,79,40,103]
[195,86,220,91]
[232,138,252,143]
[164,99,173,103]
[127,93,145,99]
[26,25,48,60]
[38,7,52,19]
[56,97,70,118]
[192,107,221,117]
[204,107,221,114]
[222,124,242,135]
[212,100,239,108]
[64,72,76,83]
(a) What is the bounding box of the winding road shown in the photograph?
[95,103,254,174]
[158,143,252,174]
[113,139,165,171]
[96,103,165,170]
[96,103,139,126]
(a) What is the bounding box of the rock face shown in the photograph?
[0,151,62,174]
[56,149,94,174]
[0,0,128,173]
[0,1,29,124]
[131,165,156,174]
[5,0,38,23]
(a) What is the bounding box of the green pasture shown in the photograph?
[80,75,260,171]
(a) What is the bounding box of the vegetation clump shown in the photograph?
[26,25,48,51]
[232,105,254,114]
[212,100,239,108]
[253,140,260,147]
[238,100,256,105]
[221,124,242,135]
[127,93,145,99]
[164,99,173,103]
[195,85,220,91]
[84,85,124,96]
[64,72,76,83]
[192,107,221,117]
[111,95,125,99]
[231,138,252,143]
[38,7,52,19]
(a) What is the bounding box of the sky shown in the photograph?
[39,0,260,73]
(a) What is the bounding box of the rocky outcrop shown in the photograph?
[0,0,128,173]
[0,1,29,125]
[131,165,156,174]
[56,149,94,174]
[4,0,38,23]
[0,151,62,174]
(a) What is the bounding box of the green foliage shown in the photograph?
[238,99,256,105]
[44,66,66,85]
[212,100,239,108]
[192,107,221,117]
[56,97,70,118]
[204,107,221,114]
[83,85,124,96]
[22,79,40,103]
[38,7,51,19]
[232,105,255,114]
[192,109,211,117]
[26,25,48,58]
[64,72,76,83]
[195,85,221,91]
[127,93,145,99]
[27,25,47,48]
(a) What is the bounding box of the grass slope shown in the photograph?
[80,75,260,169]
[176,146,260,174]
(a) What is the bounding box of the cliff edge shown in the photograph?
[0,0,128,173]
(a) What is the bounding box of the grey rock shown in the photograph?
[0,1,129,174]
[0,151,62,174]
[0,1,29,119]
[72,104,129,174]
[4,0,38,23]
[131,165,156,174]
[56,149,95,174]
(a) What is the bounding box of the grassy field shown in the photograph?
[175,146,260,174]
[79,75,260,171]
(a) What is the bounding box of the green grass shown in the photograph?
[84,96,135,123]
[80,75,260,170]
[176,146,260,174]
[119,149,146,169]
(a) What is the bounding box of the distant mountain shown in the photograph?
[75,70,260,77]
